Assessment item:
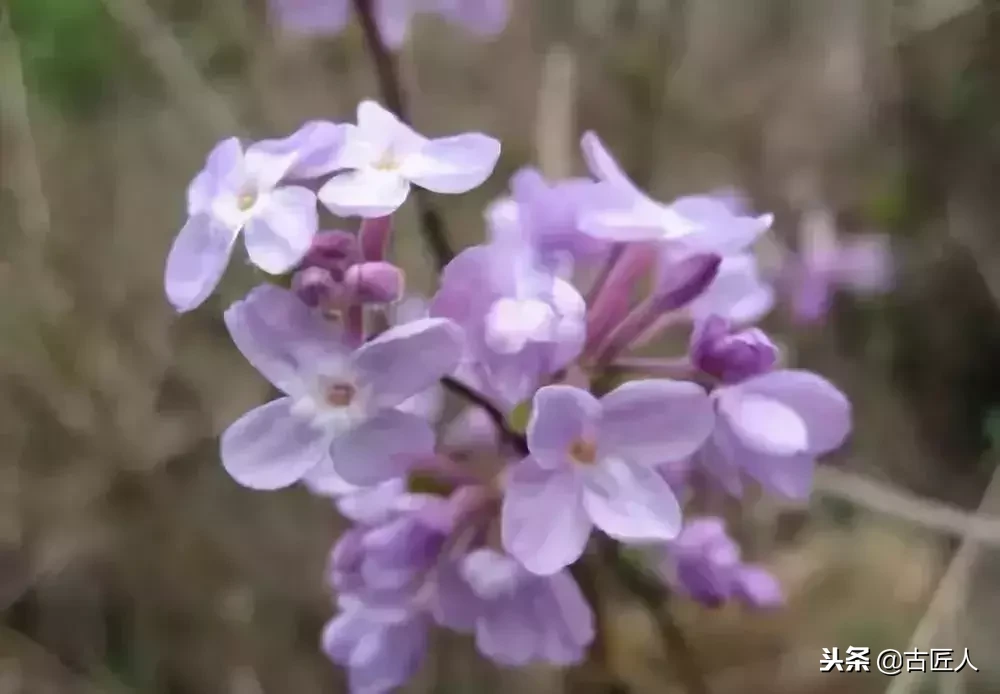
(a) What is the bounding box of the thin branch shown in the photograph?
[350,0,455,271]
[599,538,710,694]
[441,377,527,456]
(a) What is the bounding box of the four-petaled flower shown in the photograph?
[319,101,501,218]
[502,381,715,575]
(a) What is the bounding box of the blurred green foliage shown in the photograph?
[9,0,120,116]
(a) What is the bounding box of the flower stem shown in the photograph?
[598,538,710,694]
[350,0,455,271]
[440,377,528,456]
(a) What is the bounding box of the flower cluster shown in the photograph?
[270,0,509,49]
[165,99,852,693]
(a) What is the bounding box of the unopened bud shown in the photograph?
[343,262,404,304]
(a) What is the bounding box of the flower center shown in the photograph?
[325,382,356,407]
[569,438,598,465]
[237,191,257,211]
[373,149,399,171]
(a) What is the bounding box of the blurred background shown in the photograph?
[3,0,1000,692]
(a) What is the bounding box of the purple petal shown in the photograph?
[599,379,714,465]
[252,121,347,179]
[690,253,775,325]
[270,0,351,35]
[223,284,344,395]
[187,138,243,214]
[319,169,411,218]
[834,234,893,293]
[164,213,239,312]
[740,448,816,500]
[722,370,850,455]
[698,425,746,497]
[537,571,595,664]
[354,317,464,410]
[331,409,436,486]
[400,133,501,194]
[582,458,682,542]
[580,131,632,189]
[374,0,417,49]
[501,460,590,576]
[334,479,408,524]
[442,0,509,36]
[242,186,317,274]
[733,565,784,608]
[220,397,327,489]
[526,385,601,470]
[476,598,539,666]
[670,195,772,257]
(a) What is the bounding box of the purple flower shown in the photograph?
[318,101,501,218]
[322,598,430,694]
[700,370,851,499]
[455,548,595,666]
[577,132,771,253]
[165,138,319,312]
[431,236,585,409]
[659,517,783,608]
[270,0,508,49]
[690,315,778,384]
[219,285,463,490]
[689,252,776,325]
[501,382,714,575]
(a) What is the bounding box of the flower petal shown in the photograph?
[224,284,346,395]
[331,409,436,486]
[243,186,318,274]
[319,169,411,218]
[526,385,601,469]
[220,397,327,489]
[716,389,809,456]
[400,133,501,194]
[582,458,682,542]
[353,317,464,410]
[599,379,714,465]
[270,0,351,35]
[726,370,850,455]
[164,213,239,312]
[252,120,347,179]
[501,460,590,576]
[689,253,775,325]
[740,448,816,500]
[187,137,243,214]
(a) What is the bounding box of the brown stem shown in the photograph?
[441,377,528,456]
[350,0,455,271]
[598,538,710,694]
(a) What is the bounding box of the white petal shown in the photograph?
[319,169,411,218]
[582,458,682,542]
[244,186,318,274]
[400,133,501,194]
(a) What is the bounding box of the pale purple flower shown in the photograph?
[322,598,430,694]
[220,285,462,490]
[502,382,714,575]
[659,517,783,608]
[431,235,586,409]
[455,548,595,666]
[487,168,617,271]
[270,0,508,49]
[689,252,776,325]
[577,132,771,253]
[165,138,319,312]
[690,315,778,384]
[700,370,851,499]
[318,101,501,218]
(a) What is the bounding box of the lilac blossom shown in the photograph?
[220,285,462,490]
[431,231,586,409]
[658,517,783,608]
[786,208,893,323]
[502,382,714,575]
[270,0,508,48]
[318,101,501,218]
[689,252,776,325]
[700,370,851,499]
[690,315,778,384]
[164,137,319,312]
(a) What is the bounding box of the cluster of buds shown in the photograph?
[165,98,853,693]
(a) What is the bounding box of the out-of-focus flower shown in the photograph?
[658,517,783,608]
[318,101,501,218]
[502,382,713,575]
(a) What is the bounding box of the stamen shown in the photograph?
[325,382,356,407]
[237,192,257,211]
[569,438,598,465]
[373,150,398,171]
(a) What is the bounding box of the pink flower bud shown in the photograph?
[343,262,405,304]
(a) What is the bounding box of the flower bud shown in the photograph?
[301,230,361,276]
[690,315,777,384]
[291,266,343,308]
[344,262,405,304]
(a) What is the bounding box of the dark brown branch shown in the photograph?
[598,538,710,694]
[441,377,528,456]
[350,0,455,271]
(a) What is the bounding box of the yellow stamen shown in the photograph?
[325,383,356,407]
[569,438,598,465]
